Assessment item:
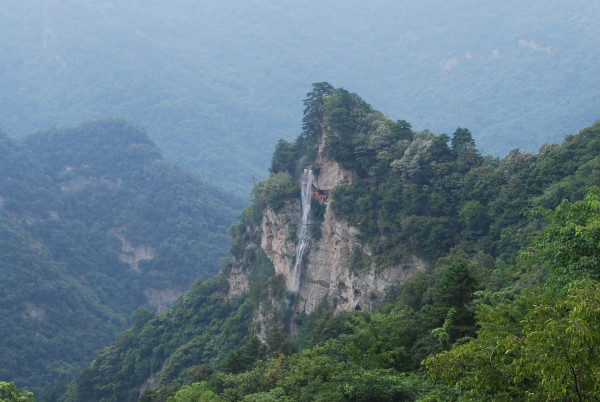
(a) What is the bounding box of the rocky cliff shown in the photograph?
[261,199,425,314]
[232,127,426,315]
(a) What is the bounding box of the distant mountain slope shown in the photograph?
[0,119,242,395]
[1,0,598,194]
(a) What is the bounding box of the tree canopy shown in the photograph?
[0,119,242,396]
[59,86,600,401]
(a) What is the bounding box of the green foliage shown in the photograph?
[58,91,599,401]
[66,233,279,400]
[0,382,34,402]
[0,218,127,395]
[322,100,599,266]
[326,107,353,134]
[168,381,217,402]
[220,337,266,374]
[65,276,254,401]
[294,299,348,350]
[228,205,263,260]
[262,86,596,274]
[433,261,478,339]
[301,82,335,143]
[221,346,426,401]
[426,282,600,400]
[525,186,600,288]
[270,140,298,175]
[70,169,600,400]
[458,200,490,240]
[0,120,242,395]
[430,308,455,349]
[426,187,600,400]
[265,326,297,357]
[251,172,299,211]
[131,308,155,332]
[168,314,438,401]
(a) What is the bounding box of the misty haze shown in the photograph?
[1,1,599,400]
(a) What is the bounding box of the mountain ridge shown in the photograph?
[2,0,598,194]
[0,118,242,395]
[60,85,599,401]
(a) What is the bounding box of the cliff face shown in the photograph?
[260,192,425,314]
[296,205,425,313]
[254,130,426,315]
[312,130,353,191]
[260,200,301,287]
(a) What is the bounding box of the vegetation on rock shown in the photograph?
[58,86,599,401]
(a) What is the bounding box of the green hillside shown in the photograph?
[61,87,600,401]
[0,120,242,396]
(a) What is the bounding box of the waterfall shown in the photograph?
[289,168,313,292]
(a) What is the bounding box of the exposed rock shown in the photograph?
[229,125,426,318]
[227,262,250,298]
[312,132,353,190]
[294,204,426,314]
[139,372,156,395]
[59,176,98,192]
[59,174,122,192]
[60,165,75,174]
[255,299,276,342]
[110,228,155,273]
[260,200,301,287]
[259,130,424,315]
[140,361,167,395]
[143,287,183,313]
[109,228,176,311]
[8,212,39,225]
[23,302,46,322]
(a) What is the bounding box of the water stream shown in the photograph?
[289,168,313,292]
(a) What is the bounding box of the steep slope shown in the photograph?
[0,120,242,395]
[239,84,600,313]
[253,122,426,315]
[0,218,126,396]
[63,86,599,401]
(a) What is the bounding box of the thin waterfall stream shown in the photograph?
[289,168,313,292]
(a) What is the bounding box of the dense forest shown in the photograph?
[0,119,242,397]
[52,85,599,401]
[2,0,598,194]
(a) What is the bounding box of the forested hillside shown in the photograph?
[62,86,600,401]
[0,120,242,397]
[2,0,598,194]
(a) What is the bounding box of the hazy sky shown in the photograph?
[2,0,598,190]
